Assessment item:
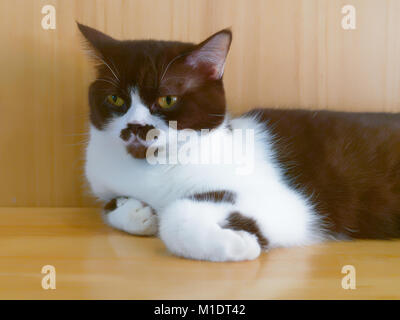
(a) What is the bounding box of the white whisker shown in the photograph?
[208,113,225,117]
[160,52,189,82]
[88,52,120,83]
[97,78,120,88]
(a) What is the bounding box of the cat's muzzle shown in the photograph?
[120,124,159,159]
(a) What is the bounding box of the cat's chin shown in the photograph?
[125,141,148,159]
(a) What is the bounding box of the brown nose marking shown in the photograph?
[120,124,156,141]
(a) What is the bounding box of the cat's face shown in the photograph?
[78,23,232,158]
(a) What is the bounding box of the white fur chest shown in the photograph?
[85,126,246,210]
[85,117,268,209]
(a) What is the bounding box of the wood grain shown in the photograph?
[0,207,399,299]
[1,0,400,206]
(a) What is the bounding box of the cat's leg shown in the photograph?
[103,197,158,236]
[158,198,265,262]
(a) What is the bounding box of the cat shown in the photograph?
[78,23,400,262]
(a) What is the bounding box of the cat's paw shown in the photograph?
[159,200,261,262]
[163,223,261,262]
[219,230,261,262]
[104,197,158,236]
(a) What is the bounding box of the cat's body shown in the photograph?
[86,112,323,260]
[253,109,400,240]
[79,23,400,261]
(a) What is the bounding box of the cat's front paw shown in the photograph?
[220,230,261,262]
[159,200,262,262]
[104,197,158,236]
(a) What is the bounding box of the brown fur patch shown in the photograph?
[247,108,400,239]
[224,211,269,249]
[126,124,156,140]
[120,128,131,141]
[126,144,148,159]
[103,198,118,213]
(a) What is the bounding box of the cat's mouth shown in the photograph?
[125,140,149,159]
[125,136,159,159]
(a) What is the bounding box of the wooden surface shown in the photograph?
[0,207,399,299]
[1,0,400,207]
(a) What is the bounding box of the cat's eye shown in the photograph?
[107,95,125,107]
[158,96,178,109]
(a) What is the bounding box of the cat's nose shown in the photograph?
[125,123,156,140]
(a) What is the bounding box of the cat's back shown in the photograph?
[243,108,400,239]
[246,108,400,131]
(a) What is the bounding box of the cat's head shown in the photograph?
[78,23,232,158]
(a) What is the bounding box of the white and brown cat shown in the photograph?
[78,23,400,262]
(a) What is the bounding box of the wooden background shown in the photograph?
[1,0,400,207]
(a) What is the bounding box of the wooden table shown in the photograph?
[0,207,399,299]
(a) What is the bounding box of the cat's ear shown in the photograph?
[185,29,232,80]
[77,22,116,61]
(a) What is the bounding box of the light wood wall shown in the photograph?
[1,0,400,207]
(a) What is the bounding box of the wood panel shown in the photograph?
[1,0,400,207]
[1,207,400,299]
